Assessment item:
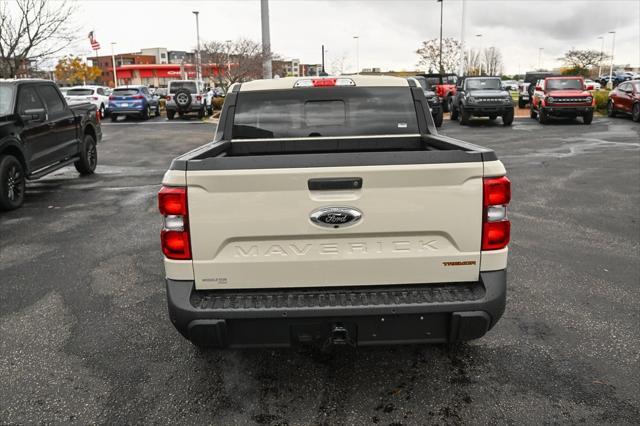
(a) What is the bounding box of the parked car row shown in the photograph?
[607,80,640,122]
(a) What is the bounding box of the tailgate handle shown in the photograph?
[308,177,362,191]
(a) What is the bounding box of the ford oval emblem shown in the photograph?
[310,207,362,228]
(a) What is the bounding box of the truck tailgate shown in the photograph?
[187,162,483,290]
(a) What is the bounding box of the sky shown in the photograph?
[59,0,640,75]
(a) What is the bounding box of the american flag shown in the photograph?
[88,31,101,51]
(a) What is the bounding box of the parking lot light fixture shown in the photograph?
[353,36,360,75]
[110,42,117,87]
[476,34,483,75]
[608,31,616,90]
[192,11,201,82]
[597,36,604,78]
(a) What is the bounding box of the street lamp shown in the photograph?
[225,39,232,77]
[475,34,483,75]
[110,42,117,87]
[353,36,360,75]
[607,31,616,89]
[192,11,201,81]
[597,36,604,78]
[437,0,443,74]
[537,47,544,70]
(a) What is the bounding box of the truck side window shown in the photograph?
[17,87,44,114]
[36,85,65,115]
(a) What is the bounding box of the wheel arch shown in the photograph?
[0,142,28,174]
[83,123,97,143]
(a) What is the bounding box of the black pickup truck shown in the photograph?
[0,79,101,210]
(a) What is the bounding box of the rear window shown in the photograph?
[546,79,583,90]
[0,85,15,116]
[113,88,140,96]
[170,82,197,94]
[232,87,419,139]
[67,89,94,96]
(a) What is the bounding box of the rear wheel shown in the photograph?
[459,105,470,125]
[449,100,459,120]
[0,155,26,211]
[582,111,593,125]
[110,114,118,122]
[167,110,175,120]
[198,107,205,119]
[155,105,161,117]
[432,109,443,127]
[442,95,450,112]
[633,103,640,122]
[607,100,616,117]
[142,105,150,120]
[502,108,514,126]
[74,134,97,175]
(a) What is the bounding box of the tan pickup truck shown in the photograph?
[159,76,510,348]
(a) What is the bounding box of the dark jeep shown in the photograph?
[450,77,514,126]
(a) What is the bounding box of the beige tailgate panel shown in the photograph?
[188,162,484,289]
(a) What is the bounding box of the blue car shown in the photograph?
[108,85,160,121]
[599,73,632,88]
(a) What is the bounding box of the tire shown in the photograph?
[142,105,150,120]
[207,105,213,116]
[99,104,106,118]
[173,88,192,112]
[538,108,548,124]
[432,109,443,127]
[442,95,450,112]
[198,107,205,119]
[459,105,470,125]
[0,155,26,211]
[74,134,97,175]
[155,105,161,117]
[530,105,538,119]
[110,114,118,122]
[489,114,497,120]
[502,108,514,126]
[633,103,640,122]
[518,98,526,109]
[167,110,175,120]
[607,100,616,117]
[449,100,459,120]
[582,111,593,125]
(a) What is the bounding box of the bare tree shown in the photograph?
[559,49,608,70]
[483,47,503,76]
[0,0,76,78]
[464,48,482,75]
[201,38,279,91]
[416,38,461,74]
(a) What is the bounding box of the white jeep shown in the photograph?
[165,80,207,120]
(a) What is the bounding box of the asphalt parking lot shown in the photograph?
[1,115,639,424]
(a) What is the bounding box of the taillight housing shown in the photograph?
[159,186,191,259]
[196,95,202,102]
[482,176,511,250]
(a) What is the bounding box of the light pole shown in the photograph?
[110,42,118,87]
[475,34,482,75]
[537,47,544,70]
[458,0,466,76]
[353,36,360,74]
[607,31,616,89]
[321,45,326,76]
[260,0,272,79]
[225,39,232,77]
[192,11,201,81]
[597,36,604,78]
[437,0,443,74]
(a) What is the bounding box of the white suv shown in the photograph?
[65,85,110,117]
[165,80,207,120]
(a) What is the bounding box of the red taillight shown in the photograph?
[132,95,144,99]
[313,78,337,87]
[482,176,511,251]
[109,95,115,101]
[91,96,99,101]
[158,186,191,260]
[196,95,202,101]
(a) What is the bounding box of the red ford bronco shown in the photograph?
[530,76,594,124]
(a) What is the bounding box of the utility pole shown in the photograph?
[438,0,443,74]
[353,36,360,74]
[607,30,616,89]
[476,34,483,75]
[597,36,604,78]
[321,44,325,75]
[111,42,118,87]
[261,0,272,79]
[458,0,466,76]
[192,11,201,81]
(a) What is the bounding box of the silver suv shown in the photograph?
[166,80,207,119]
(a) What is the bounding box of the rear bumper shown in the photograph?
[166,270,507,348]
[166,102,204,113]
[109,107,145,115]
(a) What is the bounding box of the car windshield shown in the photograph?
[467,79,501,90]
[546,79,583,90]
[170,82,197,94]
[413,77,428,90]
[232,87,419,139]
[0,85,15,116]
[113,88,140,96]
[67,89,94,96]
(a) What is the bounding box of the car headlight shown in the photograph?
[504,97,512,103]
[467,96,476,103]
[547,96,555,103]
[585,96,593,103]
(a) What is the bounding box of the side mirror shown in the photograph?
[586,84,594,90]
[21,108,46,123]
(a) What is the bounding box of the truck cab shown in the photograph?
[530,76,594,124]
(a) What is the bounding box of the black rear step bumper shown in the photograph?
[166,270,506,348]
